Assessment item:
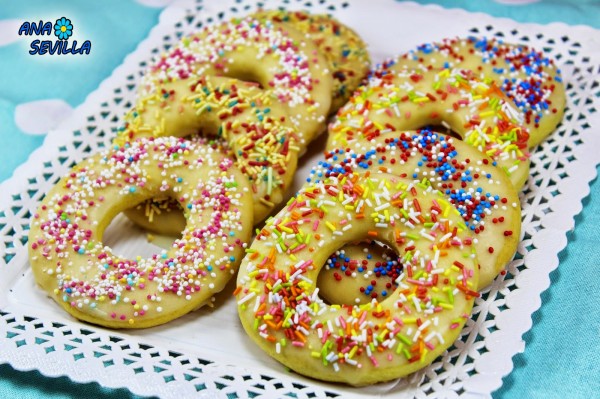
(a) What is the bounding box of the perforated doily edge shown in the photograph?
[403,0,600,33]
[1,1,600,398]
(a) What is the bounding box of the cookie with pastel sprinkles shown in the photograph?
[29,137,253,329]
[136,15,333,146]
[253,9,371,114]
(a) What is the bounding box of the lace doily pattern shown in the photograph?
[1,1,599,398]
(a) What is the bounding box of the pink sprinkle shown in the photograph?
[312,220,319,232]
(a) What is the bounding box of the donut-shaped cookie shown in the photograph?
[399,37,565,147]
[318,241,402,305]
[316,129,520,289]
[136,15,333,145]
[118,76,299,223]
[253,9,371,114]
[28,137,253,329]
[327,64,531,189]
[236,172,479,385]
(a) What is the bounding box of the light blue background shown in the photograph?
[0,1,598,398]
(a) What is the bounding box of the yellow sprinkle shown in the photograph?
[325,221,336,231]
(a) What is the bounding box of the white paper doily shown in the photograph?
[1,1,600,398]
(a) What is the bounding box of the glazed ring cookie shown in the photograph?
[136,15,333,146]
[314,129,521,291]
[327,64,531,189]
[317,241,402,305]
[236,172,479,385]
[399,36,566,147]
[253,9,371,114]
[28,137,253,329]
[118,76,299,223]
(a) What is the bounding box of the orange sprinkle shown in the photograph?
[294,330,307,343]
[233,286,242,296]
[368,231,378,237]
[299,321,310,330]
[256,303,266,315]
[266,320,279,330]
[456,283,480,298]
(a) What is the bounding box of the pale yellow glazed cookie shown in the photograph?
[253,9,371,114]
[29,137,253,329]
[326,65,531,189]
[313,129,521,291]
[398,37,566,147]
[133,15,333,146]
[236,172,479,386]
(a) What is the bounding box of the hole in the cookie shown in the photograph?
[219,64,266,90]
[123,197,186,238]
[103,200,183,259]
[423,124,463,140]
[119,136,230,233]
[316,240,402,306]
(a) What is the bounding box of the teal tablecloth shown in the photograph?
[0,1,598,398]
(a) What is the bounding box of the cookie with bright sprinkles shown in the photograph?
[253,9,371,114]
[29,137,253,329]
[317,241,402,305]
[236,172,479,386]
[314,129,521,289]
[399,36,566,147]
[326,64,532,189]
